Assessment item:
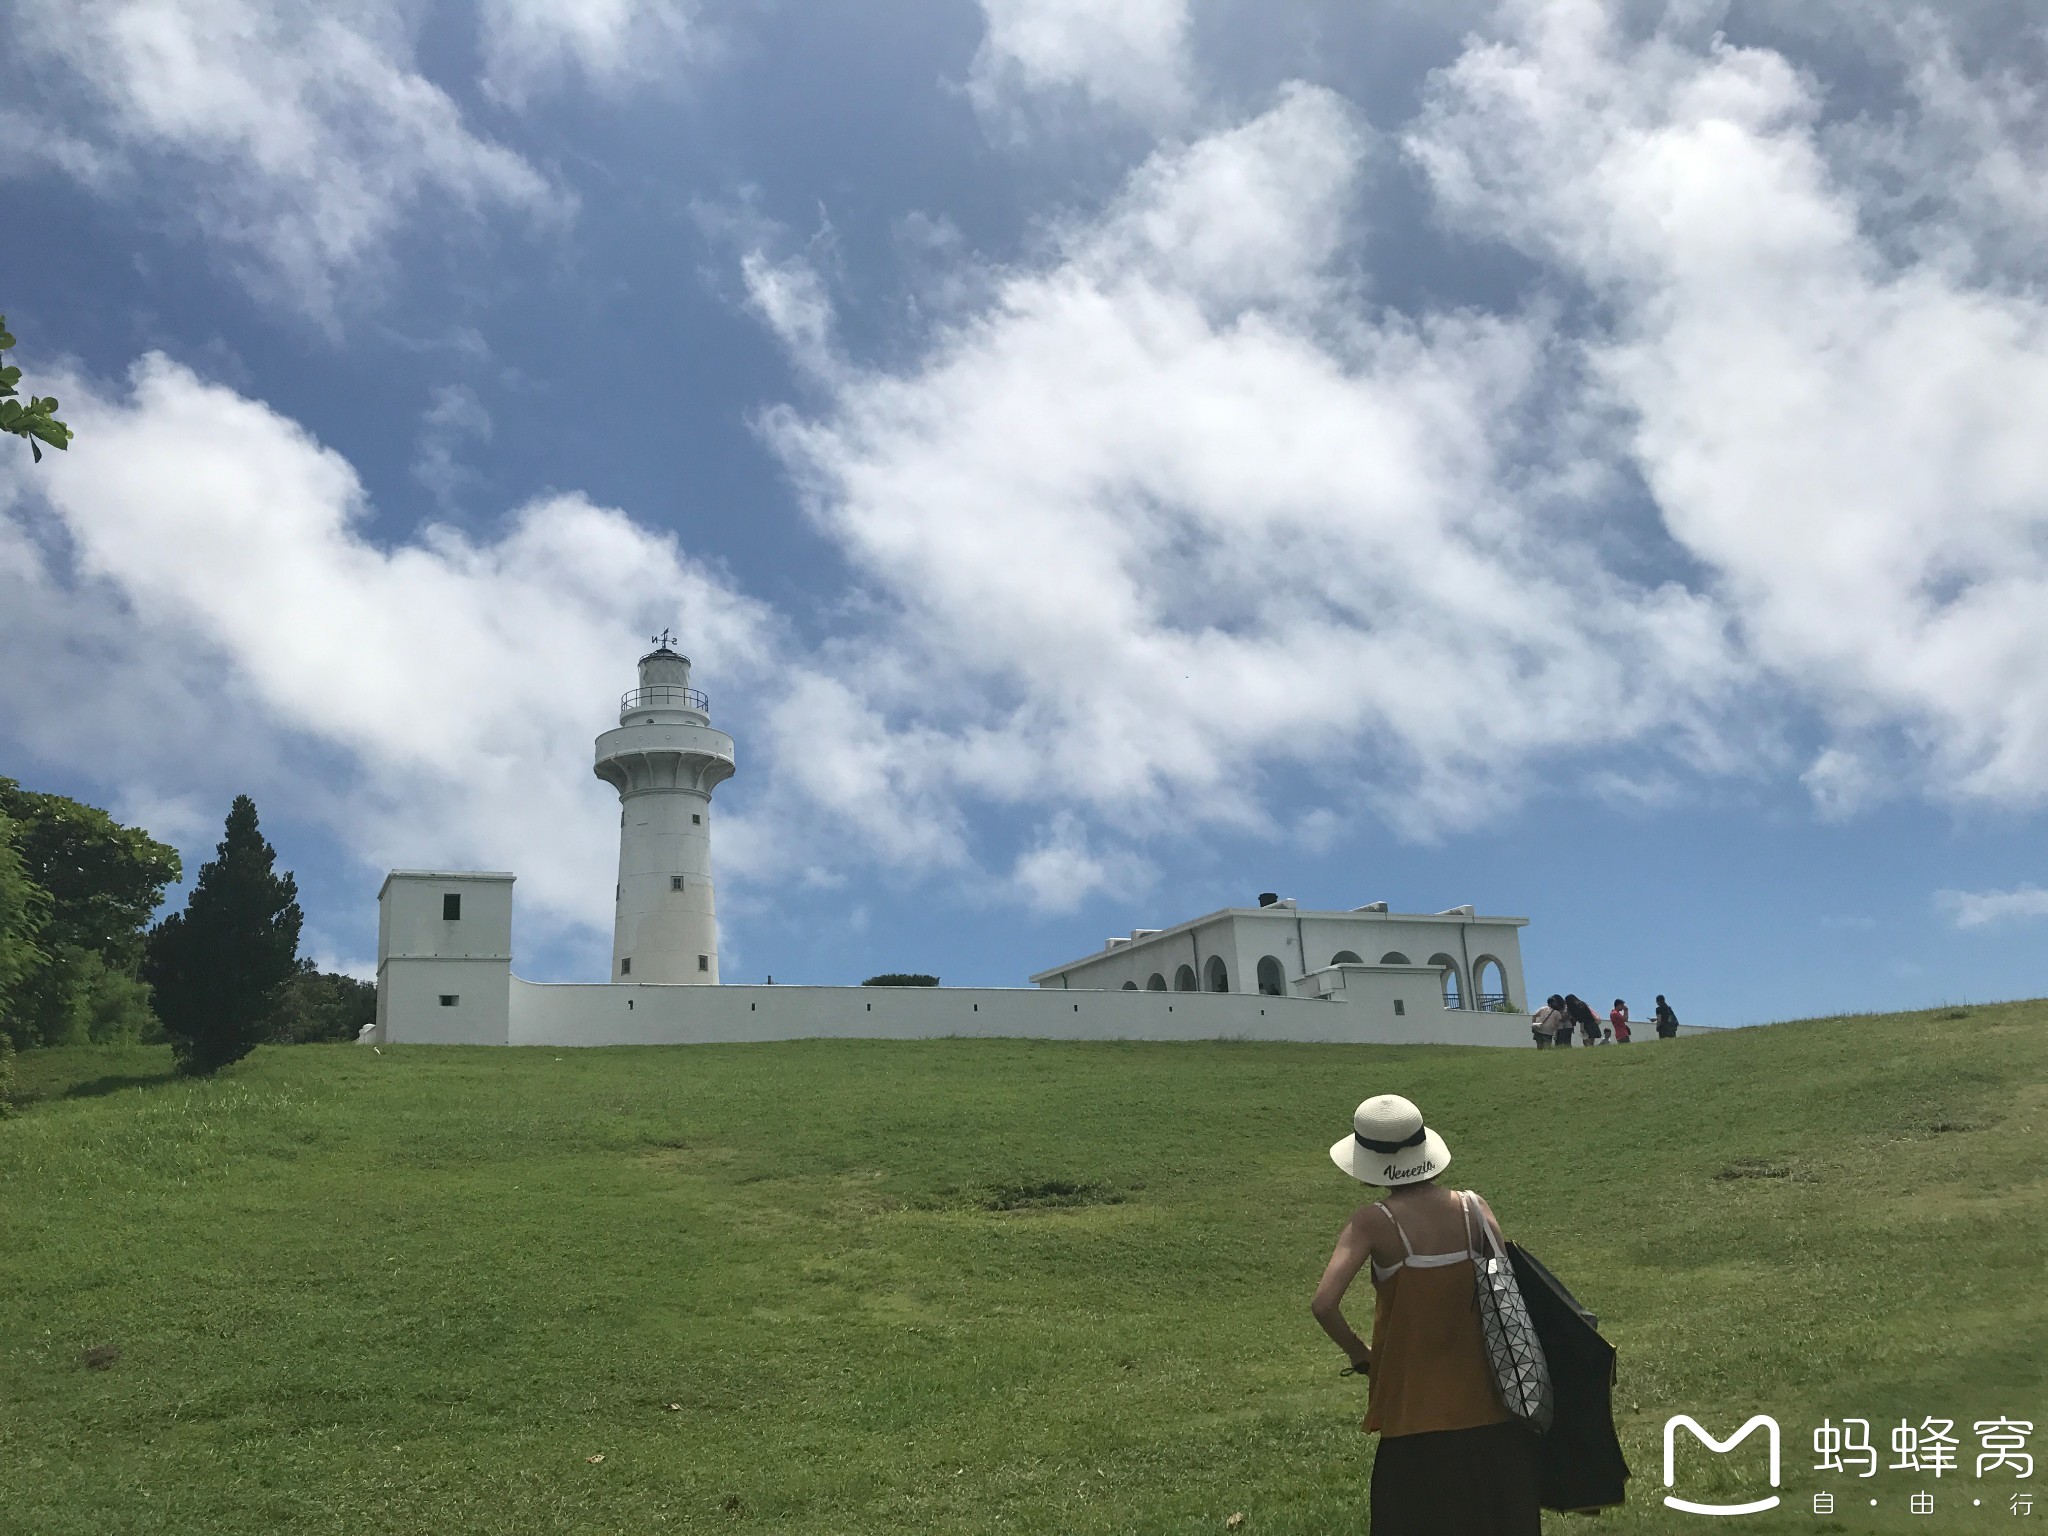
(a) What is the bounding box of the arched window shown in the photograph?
[1122,980,1139,990]
[1473,956,1508,1011]
[1256,956,1286,996]
[1330,950,1363,966]
[1146,973,1168,991]
[1380,951,1410,965]
[1205,955,1230,992]
[1430,953,1463,1009]
[1174,964,1197,992]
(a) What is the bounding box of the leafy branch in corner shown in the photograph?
[0,316,74,462]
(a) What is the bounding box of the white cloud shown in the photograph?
[753,82,1746,843]
[2,353,780,947]
[477,0,708,104]
[740,252,842,381]
[1405,0,2048,811]
[1937,884,2048,929]
[1824,12,2048,285]
[0,106,119,185]
[1009,812,1154,914]
[411,384,495,510]
[750,670,970,871]
[1801,746,1886,820]
[737,1,2048,859]
[969,0,1193,127]
[7,0,564,320]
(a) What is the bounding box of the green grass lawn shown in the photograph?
[3,1002,2044,1534]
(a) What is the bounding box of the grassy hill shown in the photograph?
[3,1001,2043,1534]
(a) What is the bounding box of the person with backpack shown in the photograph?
[1531,995,1568,1049]
[1608,999,1630,1043]
[1653,996,1679,1039]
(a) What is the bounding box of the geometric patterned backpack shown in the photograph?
[1462,1191,1555,1434]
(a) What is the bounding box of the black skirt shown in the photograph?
[1369,1421,1541,1536]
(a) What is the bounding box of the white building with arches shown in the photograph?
[1028,895,1527,1016]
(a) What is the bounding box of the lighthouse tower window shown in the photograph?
[698,955,709,972]
[442,893,461,920]
[671,876,685,891]
[620,958,631,976]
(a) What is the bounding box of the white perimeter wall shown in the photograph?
[503,974,1534,1048]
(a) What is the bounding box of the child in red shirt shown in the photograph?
[1609,999,1631,1043]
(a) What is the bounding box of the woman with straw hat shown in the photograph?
[1311,1094,1540,1534]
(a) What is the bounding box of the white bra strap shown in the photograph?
[1375,1200,1415,1258]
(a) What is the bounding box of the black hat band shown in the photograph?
[1355,1125,1427,1155]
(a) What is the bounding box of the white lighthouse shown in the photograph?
[594,634,735,984]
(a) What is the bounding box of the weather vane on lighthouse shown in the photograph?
[652,627,678,650]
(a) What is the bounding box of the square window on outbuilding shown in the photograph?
[671,876,684,891]
[698,955,709,972]
[621,958,631,976]
[438,994,459,1007]
[442,893,461,920]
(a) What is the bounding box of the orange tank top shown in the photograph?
[1362,1192,1510,1437]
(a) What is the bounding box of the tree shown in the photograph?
[861,973,939,987]
[269,959,376,1044]
[144,796,302,1076]
[0,811,53,1043]
[0,780,181,1049]
[0,316,74,461]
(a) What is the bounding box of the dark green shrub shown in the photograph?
[270,962,377,1043]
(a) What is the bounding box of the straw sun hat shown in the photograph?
[1329,1094,1452,1187]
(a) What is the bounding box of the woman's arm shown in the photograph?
[1310,1208,1378,1371]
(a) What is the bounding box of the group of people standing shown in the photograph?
[1529,993,1679,1048]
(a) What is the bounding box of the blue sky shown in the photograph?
[5,0,2047,1026]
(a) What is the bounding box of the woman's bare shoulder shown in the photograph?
[1344,1201,1397,1246]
